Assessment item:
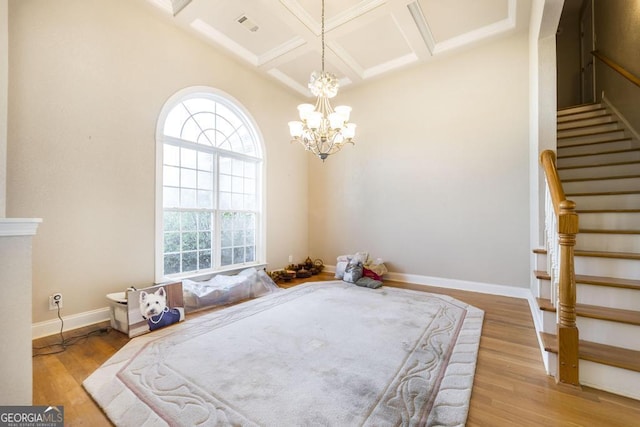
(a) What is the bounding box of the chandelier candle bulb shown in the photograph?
[297,104,314,120]
[335,105,351,122]
[288,121,303,137]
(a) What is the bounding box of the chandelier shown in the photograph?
[288,0,356,161]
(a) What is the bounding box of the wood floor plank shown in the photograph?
[31,276,640,426]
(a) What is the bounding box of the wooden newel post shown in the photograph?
[557,199,580,386]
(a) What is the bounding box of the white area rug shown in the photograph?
[84,282,484,426]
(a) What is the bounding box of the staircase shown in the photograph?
[534,102,640,399]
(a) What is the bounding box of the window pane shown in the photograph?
[181,118,201,143]
[197,212,211,230]
[232,159,244,176]
[198,232,211,249]
[182,251,198,272]
[246,228,255,245]
[182,232,197,251]
[183,98,217,115]
[164,144,180,166]
[233,213,244,229]
[220,157,232,174]
[163,187,179,208]
[245,163,256,178]
[163,166,180,187]
[233,230,245,246]
[245,213,255,229]
[219,174,231,192]
[199,251,211,269]
[221,230,232,248]
[164,104,190,139]
[221,212,233,230]
[181,189,197,208]
[232,176,243,193]
[216,117,236,139]
[233,247,244,264]
[244,178,255,194]
[217,103,243,129]
[246,246,255,262]
[198,152,212,171]
[164,232,180,253]
[198,171,212,190]
[221,248,232,266]
[197,190,212,209]
[164,254,180,275]
[219,192,232,210]
[164,211,180,231]
[181,148,197,169]
[181,212,197,230]
[244,195,255,211]
[232,194,243,210]
[181,168,197,189]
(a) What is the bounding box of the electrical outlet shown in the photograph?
[49,293,63,310]
[288,255,293,263]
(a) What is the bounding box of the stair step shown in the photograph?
[580,228,640,234]
[557,122,620,138]
[558,160,640,170]
[557,129,626,143]
[562,175,640,194]
[575,249,640,260]
[567,190,640,197]
[534,270,640,291]
[557,115,614,130]
[557,150,640,168]
[557,148,640,160]
[563,174,640,182]
[577,210,640,230]
[557,107,607,123]
[567,192,640,210]
[557,103,603,116]
[540,332,640,373]
[577,231,640,252]
[557,138,635,157]
[557,136,633,149]
[537,298,640,326]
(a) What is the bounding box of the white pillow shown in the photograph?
[334,261,348,279]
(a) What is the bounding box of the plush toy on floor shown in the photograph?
[139,286,183,331]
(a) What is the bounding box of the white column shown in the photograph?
[0,0,8,218]
[0,219,42,405]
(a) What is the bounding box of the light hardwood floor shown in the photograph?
[32,276,640,426]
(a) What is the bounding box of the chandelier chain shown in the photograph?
[321,0,325,72]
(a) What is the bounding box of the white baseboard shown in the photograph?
[324,264,533,299]
[32,307,111,340]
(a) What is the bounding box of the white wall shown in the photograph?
[7,0,309,323]
[308,32,532,288]
[0,0,7,218]
[594,0,640,133]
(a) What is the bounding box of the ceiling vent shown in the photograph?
[237,15,259,33]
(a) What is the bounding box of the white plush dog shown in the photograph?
[139,286,183,331]
[139,287,167,320]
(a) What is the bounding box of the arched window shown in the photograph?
[155,87,264,281]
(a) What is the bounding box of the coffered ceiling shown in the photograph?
[146,0,528,96]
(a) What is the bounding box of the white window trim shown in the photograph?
[154,86,267,283]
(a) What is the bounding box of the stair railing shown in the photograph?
[540,150,580,386]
